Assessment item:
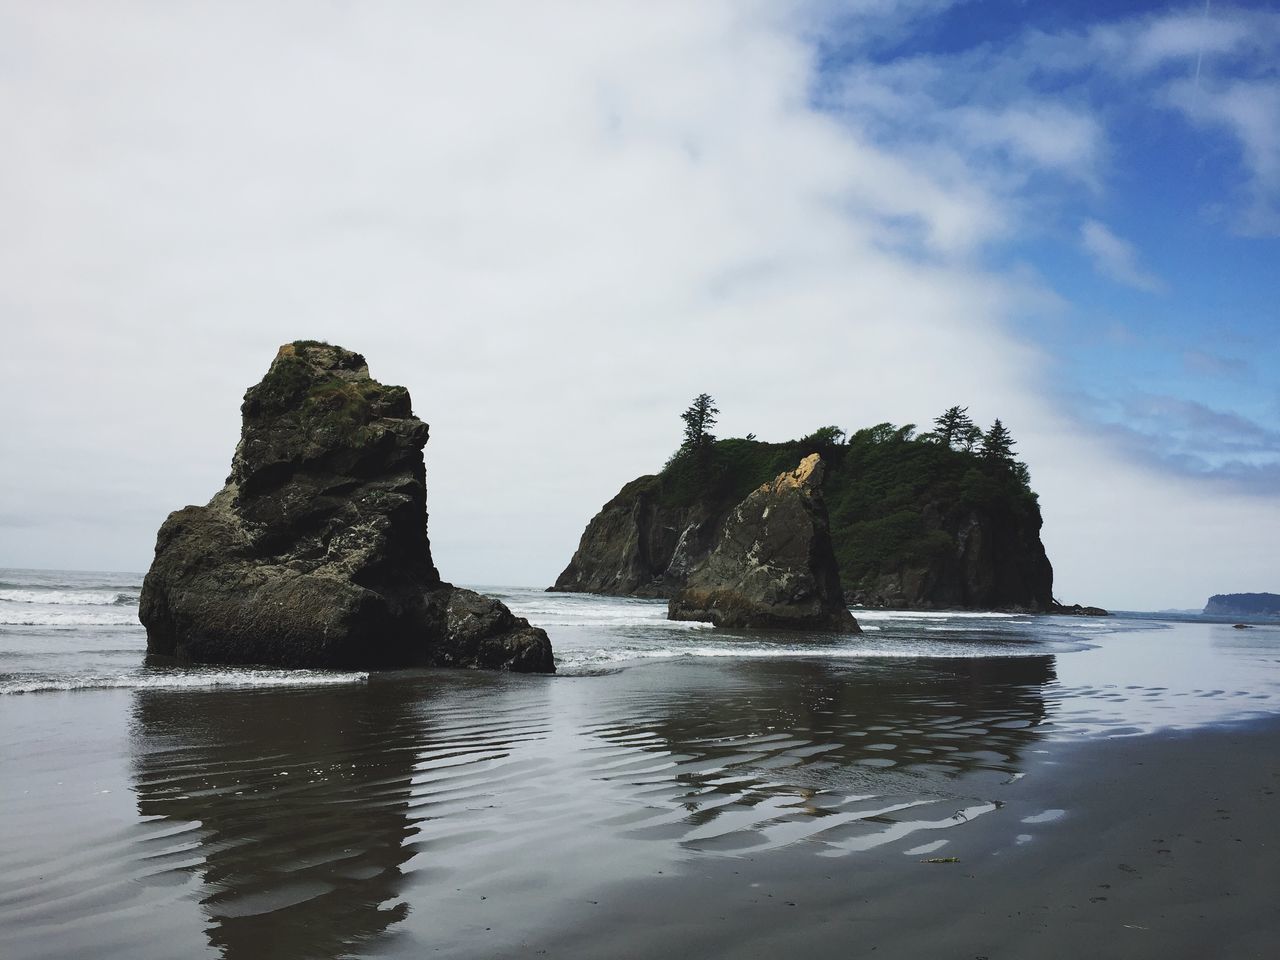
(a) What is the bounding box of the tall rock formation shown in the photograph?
[669,455,859,631]
[139,341,553,672]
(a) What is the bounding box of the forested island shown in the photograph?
[553,398,1057,611]
[1204,593,1280,617]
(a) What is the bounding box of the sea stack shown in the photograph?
[139,341,553,672]
[668,454,859,632]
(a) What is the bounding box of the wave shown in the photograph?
[0,609,142,626]
[1,669,369,695]
[553,639,1049,670]
[852,609,1025,621]
[532,616,713,629]
[0,589,139,607]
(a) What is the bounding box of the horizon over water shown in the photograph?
[2,566,1279,959]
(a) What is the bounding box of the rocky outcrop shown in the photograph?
[1050,601,1110,617]
[1204,593,1280,618]
[668,455,859,631]
[550,476,723,598]
[847,502,1054,611]
[139,341,553,672]
[552,438,1054,612]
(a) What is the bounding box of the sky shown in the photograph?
[1,0,1276,610]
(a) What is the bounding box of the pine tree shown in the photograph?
[933,406,976,449]
[680,394,719,449]
[980,419,1016,462]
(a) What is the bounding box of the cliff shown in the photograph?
[552,426,1053,611]
[669,455,859,631]
[140,341,554,672]
[1204,593,1280,617]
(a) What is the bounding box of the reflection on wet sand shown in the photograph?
[131,681,426,959]
[128,655,1056,956]
[574,656,1056,856]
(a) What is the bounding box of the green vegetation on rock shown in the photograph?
[659,419,1038,594]
[243,343,410,444]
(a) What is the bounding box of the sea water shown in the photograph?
[3,568,1279,737]
[2,567,1279,959]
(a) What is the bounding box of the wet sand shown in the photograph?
[1,645,1278,959]
[533,718,1280,960]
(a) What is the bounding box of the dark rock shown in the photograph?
[139,341,553,672]
[847,502,1053,612]
[548,475,719,598]
[668,455,859,632]
[1050,601,1111,617]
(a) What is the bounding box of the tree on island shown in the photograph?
[980,418,1016,462]
[800,425,847,449]
[932,405,976,449]
[680,393,720,449]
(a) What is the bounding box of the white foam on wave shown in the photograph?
[501,597,716,631]
[532,616,713,629]
[554,640,1033,670]
[852,609,1024,622]
[1,669,369,695]
[0,588,139,607]
[0,608,142,627]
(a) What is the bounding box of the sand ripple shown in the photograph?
[0,656,1064,959]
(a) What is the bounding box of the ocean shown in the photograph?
[2,567,1279,959]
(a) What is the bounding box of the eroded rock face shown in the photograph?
[668,455,859,632]
[139,342,553,672]
[549,475,720,598]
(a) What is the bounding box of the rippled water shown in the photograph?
[2,568,1279,959]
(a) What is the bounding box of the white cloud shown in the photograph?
[1079,219,1165,292]
[1167,77,1280,234]
[1113,7,1280,234]
[1126,11,1254,72]
[0,0,1276,611]
[952,102,1103,185]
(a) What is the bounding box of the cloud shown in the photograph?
[1184,349,1250,378]
[1103,6,1280,234]
[1079,219,1165,292]
[1079,393,1280,494]
[839,4,1280,235]
[828,57,1105,208]
[0,0,1276,611]
[951,103,1103,184]
[0,0,1043,579]
[1126,10,1256,72]
[1167,76,1280,234]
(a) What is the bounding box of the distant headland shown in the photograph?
[1204,593,1280,618]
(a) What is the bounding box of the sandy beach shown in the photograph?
[2,588,1278,959]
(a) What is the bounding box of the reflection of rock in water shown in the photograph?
[130,681,424,960]
[583,656,1056,856]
